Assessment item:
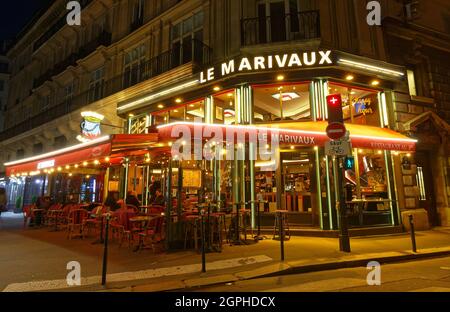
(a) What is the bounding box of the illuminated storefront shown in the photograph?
[118,50,417,231]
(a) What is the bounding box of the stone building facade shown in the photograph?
[1,0,449,227]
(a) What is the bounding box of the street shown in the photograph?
[190,256,450,292]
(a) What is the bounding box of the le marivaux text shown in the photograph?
[199,50,333,83]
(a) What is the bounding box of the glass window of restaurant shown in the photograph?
[328,82,394,227]
[253,82,311,122]
[251,82,319,226]
[151,99,205,126]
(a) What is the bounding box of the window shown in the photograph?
[416,166,426,200]
[54,135,67,148]
[253,83,311,122]
[129,114,148,134]
[0,61,8,73]
[152,99,205,126]
[328,83,381,127]
[132,0,145,26]
[123,44,147,88]
[64,83,74,107]
[170,11,204,67]
[33,143,43,155]
[16,149,25,159]
[89,67,104,102]
[407,69,417,96]
[42,95,51,111]
[214,91,236,125]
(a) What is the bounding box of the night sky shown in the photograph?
[0,0,53,41]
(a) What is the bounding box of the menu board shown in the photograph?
[183,169,201,188]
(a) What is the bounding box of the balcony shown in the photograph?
[33,31,112,89]
[130,16,144,32]
[0,39,212,141]
[241,10,320,46]
[33,0,94,52]
[121,39,212,89]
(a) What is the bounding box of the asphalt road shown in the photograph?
[190,256,450,292]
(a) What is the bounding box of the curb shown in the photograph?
[129,247,450,292]
[32,247,450,292]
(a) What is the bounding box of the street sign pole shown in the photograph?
[337,156,351,252]
[326,94,351,253]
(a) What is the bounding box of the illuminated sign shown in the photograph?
[199,50,333,83]
[37,159,55,170]
[78,111,104,142]
[354,98,373,115]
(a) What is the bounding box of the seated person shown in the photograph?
[126,191,141,208]
[152,189,165,206]
[104,193,121,212]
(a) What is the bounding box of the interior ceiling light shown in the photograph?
[271,92,300,101]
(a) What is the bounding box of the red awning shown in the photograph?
[157,121,417,152]
[5,133,159,177]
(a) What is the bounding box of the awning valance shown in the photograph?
[157,121,417,152]
[5,133,159,176]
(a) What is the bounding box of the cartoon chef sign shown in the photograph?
[77,111,104,142]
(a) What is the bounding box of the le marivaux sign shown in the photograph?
[199,50,333,83]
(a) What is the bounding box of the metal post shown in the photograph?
[235,202,240,242]
[101,214,110,286]
[279,212,285,261]
[338,157,351,252]
[201,212,206,273]
[409,214,417,253]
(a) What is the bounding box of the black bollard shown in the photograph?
[409,214,417,253]
[101,214,110,286]
[279,212,285,261]
[201,212,206,273]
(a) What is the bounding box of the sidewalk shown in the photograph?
[1,212,449,292]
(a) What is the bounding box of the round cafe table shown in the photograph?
[129,215,157,252]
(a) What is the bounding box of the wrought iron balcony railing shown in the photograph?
[33,31,112,89]
[241,10,320,46]
[1,39,212,141]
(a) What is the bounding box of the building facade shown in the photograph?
[2,0,450,229]
[0,41,10,133]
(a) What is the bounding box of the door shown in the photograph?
[269,2,286,42]
[415,151,439,226]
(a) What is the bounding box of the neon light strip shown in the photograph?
[350,135,417,143]
[158,121,418,143]
[338,59,405,77]
[157,121,325,136]
[4,135,110,166]
[117,80,199,112]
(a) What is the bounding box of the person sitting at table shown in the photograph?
[104,193,121,212]
[126,191,141,209]
[152,188,165,206]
